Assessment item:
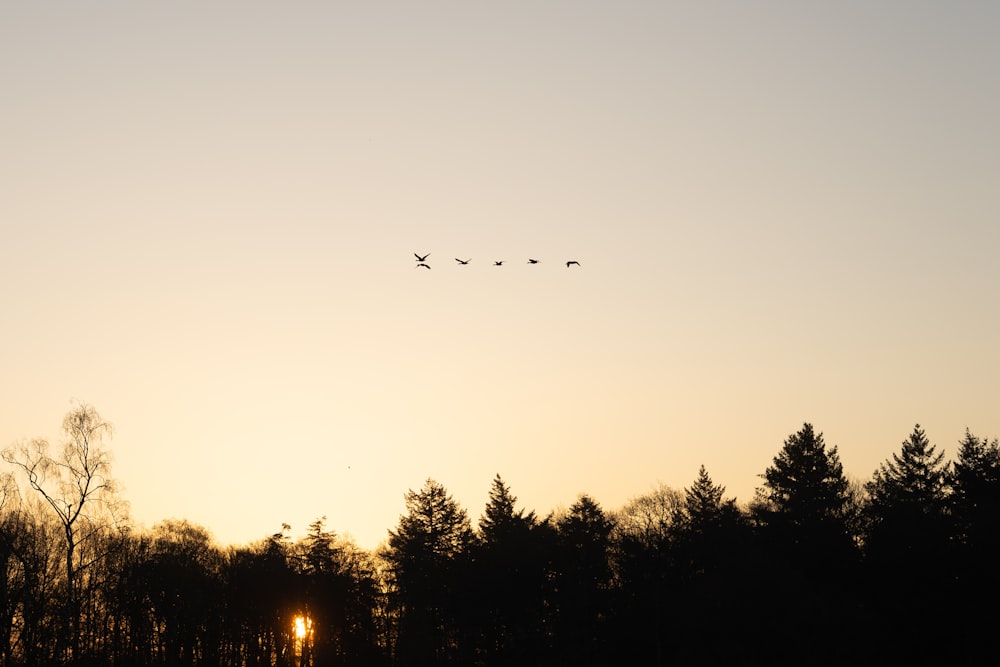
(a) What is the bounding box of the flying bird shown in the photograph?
[414,253,430,262]
[494,261,504,266]
[566,260,580,267]
[455,258,470,265]
[528,259,539,264]
[416,263,431,269]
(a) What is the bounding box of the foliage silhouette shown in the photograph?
[862,425,954,662]
[469,475,552,666]
[753,423,863,665]
[551,494,614,666]
[385,478,475,667]
[2,402,125,664]
[2,408,999,665]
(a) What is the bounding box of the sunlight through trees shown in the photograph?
[1,407,999,665]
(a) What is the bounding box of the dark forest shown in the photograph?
[2,404,998,666]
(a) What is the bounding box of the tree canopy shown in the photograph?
[2,408,999,666]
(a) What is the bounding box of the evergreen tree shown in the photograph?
[753,424,860,664]
[950,429,1000,553]
[863,424,951,571]
[386,479,474,666]
[473,475,548,666]
[677,465,741,538]
[948,429,1000,662]
[553,495,614,666]
[867,424,948,513]
[294,517,343,665]
[479,474,537,544]
[666,468,753,665]
[298,516,341,577]
[863,425,953,664]
[674,466,746,578]
[755,423,855,573]
[864,424,950,568]
[758,423,850,528]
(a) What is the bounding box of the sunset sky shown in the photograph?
[3,1,998,550]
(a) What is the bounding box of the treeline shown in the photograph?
[1,405,999,666]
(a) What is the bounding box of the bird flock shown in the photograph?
[414,253,580,269]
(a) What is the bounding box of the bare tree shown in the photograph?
[2,401,125,664]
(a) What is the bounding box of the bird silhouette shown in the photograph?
[416,263,431,269]
[414,253,430,262]
[566,260,580,267]
[455,258,470,265]
[528,259,539,264]
[494,261,504,266]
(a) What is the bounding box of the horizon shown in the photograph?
[4,403,992,550]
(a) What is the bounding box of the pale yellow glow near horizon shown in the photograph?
[1,2,998,551]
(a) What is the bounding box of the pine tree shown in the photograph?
[680,465,740,535]
[672,467,742,577]
[863,425,954,663]
[864,423,950,565]
[950,428,1000,550]
[552,495,614,665]
[863,424,951,568]
[753,424,860,663]
[867,424,948,512]
[758,423,850,527]
[674,466,745,572]
[388,479,475,568]
[662,467,754,665]
[299,516,340,577]
[948,428,1000,643]
[472,475,549,665]
[386,478,474,666]
[478,474,536,545]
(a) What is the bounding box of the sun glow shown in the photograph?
[293,614,312,640]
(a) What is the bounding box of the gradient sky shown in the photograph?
[3,1,998,550]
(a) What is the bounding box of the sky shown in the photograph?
[2,1,998,551]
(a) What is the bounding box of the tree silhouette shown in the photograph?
[676,466,742,542]
[145,520,224,667]
[949,428,1000,661]
[478,474,537,545]
[10,404,1000,665]
[610,484,682,665]
[0,493,54,666]
[552,494,614,666]
[219,526,301,667]
[2,402,125,664]
[104,529,156,667]
[289,517,386,666]
[950,429,1000,560]
[757,423,850,527]
[863,425,953,663]
[754,423,860,663]
[867,424,947,509]
[386,479,474,666]
[471,475,550,666]
[673,466,748,586]
[755,423,856,569]
[662,468,754,664]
